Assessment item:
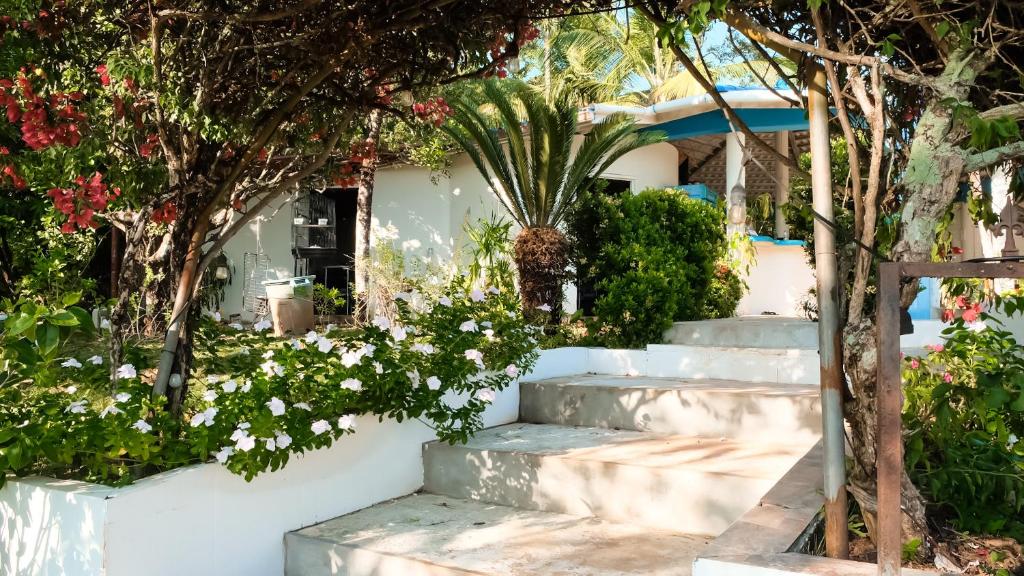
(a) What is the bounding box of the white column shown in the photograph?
[775,131,790,239]
[725,131,746,236]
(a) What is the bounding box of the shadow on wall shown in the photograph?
[1,479,109,576]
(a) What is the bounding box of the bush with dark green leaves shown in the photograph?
[569,187,731,348]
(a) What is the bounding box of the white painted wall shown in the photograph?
[737,242,816,317]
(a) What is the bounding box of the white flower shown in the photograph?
[487,286,500,294]
[262,349,275,359]
[206,374,222,384]
[507,310,516,318]
[203,390,218,402]
[66,400,88,414]
[426,376,442,391]
[372,315,391,330]
[264,437,277,451]
[230,428,248,442]
[390,325,407,342]
[114,392,131,403]
[340,378,363,392]
[470,289,485,302]
[464,349,484,367]
[325,323,336,332]
[0,312,7,321]
[362,343,376,357]
[253,318,272,332]
[228,322,244,330]
[411,342,435,355]
[1010,434,1019,448]
[317,337,335,354]
[460,320,478,332]
[215,446,234,464]
[337,414,357,431]
[407,370,421,387]
[311,419,331,435]
[438,296,452,307]
[505,364,519,378]
[968,321,987,333]
[475,388,496,403]
[62,358,82,369]
[275,432,293,449]
[266,397,286,416]
[99,318,110,330]
[189,409,217,428]
[116,364,137,379]
[65,386,78,394]
[238,422,251,430]
[221,379,238,393]
[235,434,256,452]
[210,311,222,322]
[481,321,493,328]
[88,355,103,365]
[100,405,123,418]
[395,291,413,301]
[483,329,495,340]
[536,303,552,312]
[305,330,319,343]
[290,338,304,351]
[293,402,311,411]
[132,419,153,433]
[340,349,362,367]
[260,359,284,378]
[373,361,384,374]
[241,379,252,393]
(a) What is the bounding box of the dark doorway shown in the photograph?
[292,187,357,313]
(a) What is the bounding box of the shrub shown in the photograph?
[703,263,744,319]
[903,295,1024,539]
[569,187,729,348]
[0,280,539,486]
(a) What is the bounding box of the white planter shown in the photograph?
[1,385,520,576]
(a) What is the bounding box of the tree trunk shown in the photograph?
[842,48,983,555]
[513,226,568,323]
[354,109,383,324]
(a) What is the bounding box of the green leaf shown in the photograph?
[36,323,60,355]
[48,310,79,327]
[4,313,35,337]
[61,291,82,307]
[68,306,94,335]
[935,21,951,40]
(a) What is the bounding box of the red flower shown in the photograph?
[96,64,110,86]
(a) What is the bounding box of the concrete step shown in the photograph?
[285,493,711,576]
[645,344,820,384]
[662,317,819,349]
[519,375,821,443]
[422,423,817,536]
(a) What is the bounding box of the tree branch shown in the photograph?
[964,141,1024,172]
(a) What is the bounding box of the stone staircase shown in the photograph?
[284,321,822,575]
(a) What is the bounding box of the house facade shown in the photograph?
[219,88,822,322]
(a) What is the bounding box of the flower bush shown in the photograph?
[903,295,1024,539]
[0,281,538,486]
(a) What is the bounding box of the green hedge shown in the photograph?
[569,187,735,348]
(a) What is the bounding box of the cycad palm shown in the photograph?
[444,81,664,317]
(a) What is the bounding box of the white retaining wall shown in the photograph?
[1,381,520,576]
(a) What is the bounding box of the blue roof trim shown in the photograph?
[750,235,806,246]
[642,108,810,140]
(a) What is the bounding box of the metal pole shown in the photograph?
[876,262,902,576]
[807,61,849,560]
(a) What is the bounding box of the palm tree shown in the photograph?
[444,81,664,319]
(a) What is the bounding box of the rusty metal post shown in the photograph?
[807,61,849,559]
[876,262,902,576]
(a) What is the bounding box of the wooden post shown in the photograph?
[807,61,849,560]
[876,262,902,576]
[774,131,790,239]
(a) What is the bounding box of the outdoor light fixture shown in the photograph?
[215,266,229,280]
[728,184,747,225]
